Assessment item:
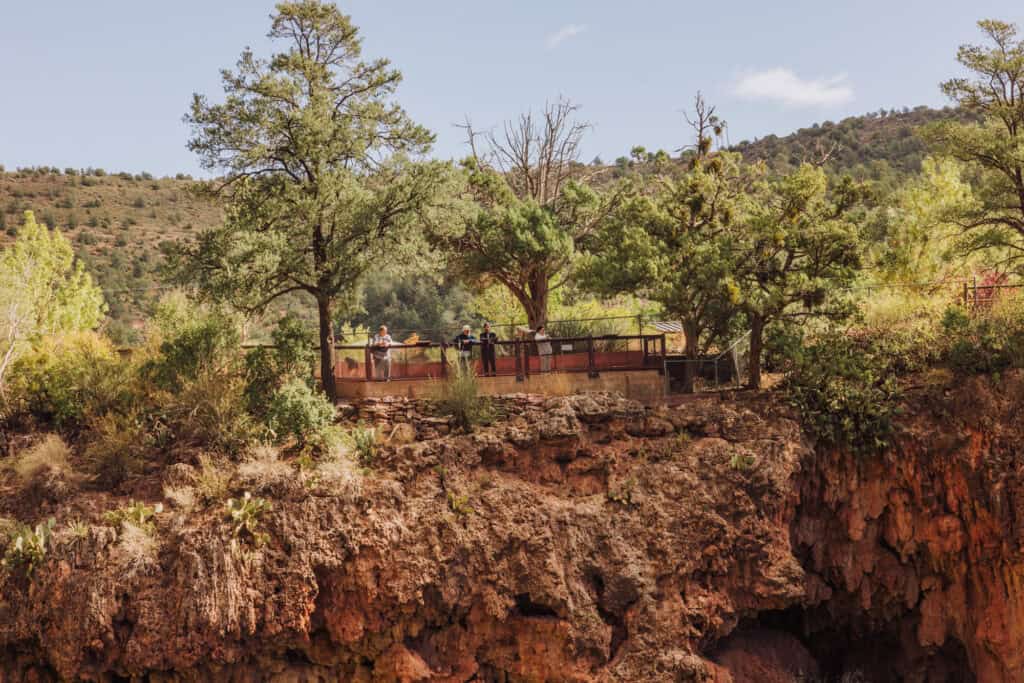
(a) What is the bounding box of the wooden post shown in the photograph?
[963,281,969,307]
[440,343,448,379]
[364,345,372,381]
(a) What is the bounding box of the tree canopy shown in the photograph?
[922,19,1024,271]
[171,0,454,398]
[0,211,106,392]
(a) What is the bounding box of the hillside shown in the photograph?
[0,168,222,340]
[730,104,971,180]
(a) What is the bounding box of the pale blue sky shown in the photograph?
[1,1,1021,176]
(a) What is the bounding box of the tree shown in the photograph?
[0,211,106,393]
[582,96,754,392]
[729,165,864,388]
[922,20,1024,271]
[447,99,617,329]
[173,0,453,400]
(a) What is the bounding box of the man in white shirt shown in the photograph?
[371,325,393,381]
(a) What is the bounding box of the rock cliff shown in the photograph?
[0,375,1021,682]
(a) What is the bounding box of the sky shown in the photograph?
[2,0,1023,177]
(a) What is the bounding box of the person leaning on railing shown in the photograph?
[534,325,552,373]
[452,325,476,372]
[371,325,393,381]
[479,322,498,376]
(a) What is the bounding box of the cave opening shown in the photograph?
[708,606,976,683]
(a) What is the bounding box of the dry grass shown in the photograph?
[162,485,197,512]
[236,445,292,494]
[113,522,159,576]
[314,456,364,503]
[13,434,74,482]
[195,454,232,503]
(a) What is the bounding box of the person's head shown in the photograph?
[379,325,387,335]
[462,324,471,335]
[483,322,490,332]
[536,325,545,334]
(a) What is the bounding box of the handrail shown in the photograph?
[333,333,665,351]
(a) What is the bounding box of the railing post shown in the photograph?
[515,340,524,382]
[440,342,448,379]
[588,335,598,378]
[963,281,969,307]
[364,345,372,381]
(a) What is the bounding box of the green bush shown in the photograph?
[84,411,156,486]
[784,331,902,457]
[346,424,378,468]
[941,303,1024,375]
[438,365,491,432]
[5,332,130,430]
[265,377,336,448]
[143,305,241,391]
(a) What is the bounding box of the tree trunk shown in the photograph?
[316,294,337,401]
[682,320,700,394]
[747,314,764,390]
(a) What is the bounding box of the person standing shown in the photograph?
[371,325,393,381]
[479,322,499,376]
[452,325,477,373]
[534,325,552,373]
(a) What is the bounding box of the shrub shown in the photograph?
[161,371,257,456]
[784,331,901,457]
[345,424,378,468]
[143,304,241,391]
[5,332,129,430]
[438,365,491,432]
[12,434,76,487]
[265,378,336,447]
[195,454,232,503]
[83,411,154,486]
[941,300,1024,375]
[2,518,55,576]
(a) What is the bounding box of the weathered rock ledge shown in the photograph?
[0,375,1022,682]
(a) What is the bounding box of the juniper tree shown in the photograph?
[173,0,453,399]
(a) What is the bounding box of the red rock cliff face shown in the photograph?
[790,372,1024,682]
[0,379,1020,682]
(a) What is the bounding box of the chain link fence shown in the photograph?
[664,331,750,394]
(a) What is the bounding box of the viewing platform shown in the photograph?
[329,334,668,404]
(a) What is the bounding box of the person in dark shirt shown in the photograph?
[479,322,499,376]
[452,325,476,372]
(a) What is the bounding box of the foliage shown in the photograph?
[446,491,474,517]
[4,331,127,430]
[264,377,337,448]
[345,424,378,468]
[921,20,1024,272]
[244,313,316,411]
[783,331,902,457]
[142,304,241,392]
[941,299,1024,374]
[226,492,271,546]
[0,211,106,393]
[445,98,616,329]
[728,164,866,387]
[13,434,74,483]
[438,364,491,432]
[195,454,232,503]
[83,410,155,486]
[2,518,55,577]
[103,501,163,535]
[173,0,455,399]
[583,101,754,391]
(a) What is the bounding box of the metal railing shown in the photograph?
[663,331,751,394]
[332,334,667,382]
